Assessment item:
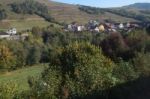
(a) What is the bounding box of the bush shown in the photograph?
[30,42,119,98]
[28,69,62,99]
[113,59,138,82]
[133,53,150,76]
[100,33,129,61]
[0,82,19,99]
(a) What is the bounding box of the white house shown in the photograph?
[77,25,85,32]
[77,26,82,32]
[68,24,72,31]
[95,27,100,32]
[6,28,17,35]
[119,23,124,29]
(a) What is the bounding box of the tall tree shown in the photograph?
[0,45,16,70]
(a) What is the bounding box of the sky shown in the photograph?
[53,0,150,8]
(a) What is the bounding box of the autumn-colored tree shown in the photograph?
[0,45,16,70]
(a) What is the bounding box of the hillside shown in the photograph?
[124,3,150,10]
[1,0,150,31]
[0,0,138,31]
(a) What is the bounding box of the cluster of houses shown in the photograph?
[0,28,28,40]
[64,20,149,33]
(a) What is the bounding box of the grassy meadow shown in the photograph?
[0,64,47,91]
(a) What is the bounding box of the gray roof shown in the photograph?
[0,32,9,35]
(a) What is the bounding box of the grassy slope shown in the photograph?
[0,0,55,31]
[0,64,46,91]
[0,0,137,31]
[46,1,137,24]
[0,18,51,31]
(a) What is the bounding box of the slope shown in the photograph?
[0,0,141,32]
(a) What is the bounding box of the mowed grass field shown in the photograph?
[0,64,47,91]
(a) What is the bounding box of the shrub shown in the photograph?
[0,82,19,99]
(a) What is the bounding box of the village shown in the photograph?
[0,20,150,40]
[64,20,150,33]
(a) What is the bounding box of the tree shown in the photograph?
[32,26,42,37]
[113,59,138,82]
[133,53,150,76]
[30,42,118,98]
[100,33,129,61]
[26,45,41,65]
[0,9,7,20]
[11,0,54,22]
[59,42,118,98]
[0,45,16,70]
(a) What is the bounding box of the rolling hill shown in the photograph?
[124,3,150,10]
[0,0,150,31]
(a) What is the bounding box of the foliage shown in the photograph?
[104,9,150,22]
[0,45,16,70]
[0,82,19,99]
[133,53,150,76]
[28,68,62,99]
[0,9,7,20]
[11,0,54,22]
[113,59,138,82]
[29,42,119,98]
[78,5,105,14]
[100,33,129,61]
[26,45,41,65]
[125,29,148,53]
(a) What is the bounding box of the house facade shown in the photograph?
[6,28,17,35]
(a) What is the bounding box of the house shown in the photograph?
[68,24,72,31]
[0,32,10,39]
[99,24,105,31]
[119,23,124,29]
[77,26,82,32]
[6,28,17,35]
[126,22,131,28]
[94,27,100,32]
[77,25,85,32]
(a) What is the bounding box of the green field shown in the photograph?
[0,64,47,91]
[0,19,51,32]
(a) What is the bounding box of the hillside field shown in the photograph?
[0,64,47,91]
[0,0,138,32]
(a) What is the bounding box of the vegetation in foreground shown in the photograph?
[1,0,150,99]
[0,65,45,91]
[0,24,150,98]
